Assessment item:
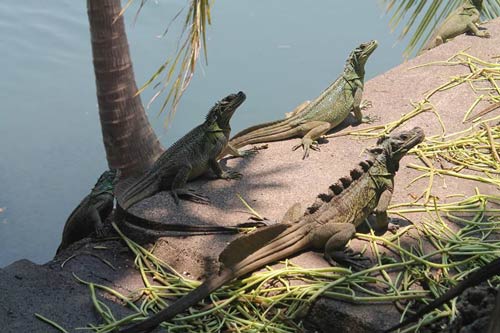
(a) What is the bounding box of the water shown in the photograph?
[0,0,406,267]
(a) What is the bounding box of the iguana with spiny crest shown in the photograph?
[227,40,378,159]
[118,127,425,333]
[420,0,490,54]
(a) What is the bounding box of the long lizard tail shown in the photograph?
[118,270,234,333]
[115,172,159,209]
[230,121,304,148]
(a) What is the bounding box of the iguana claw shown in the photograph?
[292,138,319,159]
[220,170,242,180]
[325,248,371,271]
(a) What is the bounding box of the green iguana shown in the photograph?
[385,256,500,332]
[118,127,425,333]
[116,92,246,209]
[115,92,267,237]
[227,40,378,159]
[56,169,116,253]
[420,0,490,53]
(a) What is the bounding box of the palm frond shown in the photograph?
[122,0,211,124]
[381,0,500,57]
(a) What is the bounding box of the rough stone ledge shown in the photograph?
[2,18,500,333]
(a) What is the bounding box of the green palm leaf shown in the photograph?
[122,0,211,123]
[381,0,500,57]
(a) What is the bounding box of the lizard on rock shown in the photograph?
[114,92,263,236]
[227,40,378,159]
[56,169,116,253]
[118,127,425,333]
[420,0,490,53]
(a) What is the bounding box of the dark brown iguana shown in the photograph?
[56,169,116,253]
[114,92,266,236]
[420,0,490,53]
[385,256,500,332]
[227,40,378,159]
[118,127,425,333]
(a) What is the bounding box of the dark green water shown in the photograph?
[0,0,407,267]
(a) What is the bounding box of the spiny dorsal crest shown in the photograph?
[306,156,375,215]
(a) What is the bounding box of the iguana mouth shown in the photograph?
[397,127,425,152]
[231,91,246,108]
[360,40,378,58]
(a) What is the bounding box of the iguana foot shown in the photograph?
[387,221,400,234]
[292,138,320,159]
[172,188,210,205]
[220,170,242,180]
[94,223,106,238]
[360,99,372,110]
[480,31,491,38]
[325,248,371,271]
[360,114,379,124]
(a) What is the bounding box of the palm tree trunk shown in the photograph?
[87,0,163,177]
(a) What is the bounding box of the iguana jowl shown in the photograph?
[117,92,246,210]
[228,40,378,159]
[420,0,490,53]
[56,169,116,253]
[118,127,425,333]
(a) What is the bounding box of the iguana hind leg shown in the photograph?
[313,223,370,270]
[291,121,331,159]
[281,203,303,224]
[170,166,209,204]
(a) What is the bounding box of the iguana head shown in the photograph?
[372,127,425,171]
[206,92,246,130]
[348,40,378,74]
[92,169,117,194]
[470,0,483,10]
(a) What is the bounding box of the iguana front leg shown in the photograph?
[373,188,399,233]
[209,158,242,180]
[88,206,105,238]
[467,21,490,38]
[170,166,209,204]
[352,86,377,124]
[221,143,257,158]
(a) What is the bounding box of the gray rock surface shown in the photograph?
[2,18,499,333]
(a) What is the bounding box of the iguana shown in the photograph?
[115,92,267,237]
[385,256,500,332]
[227,40,378,159]
[118,127,425,333]
[116,92,246,209]
[56,169,116,253]
[420,0,490,53]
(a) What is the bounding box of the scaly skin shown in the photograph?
[118,127,425,333]
[385,256,500,332]
[420,0,489,53]
[115,92,267,237]
[116,92,246,210]
[228,40,378,159]
[56,170,116,253]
